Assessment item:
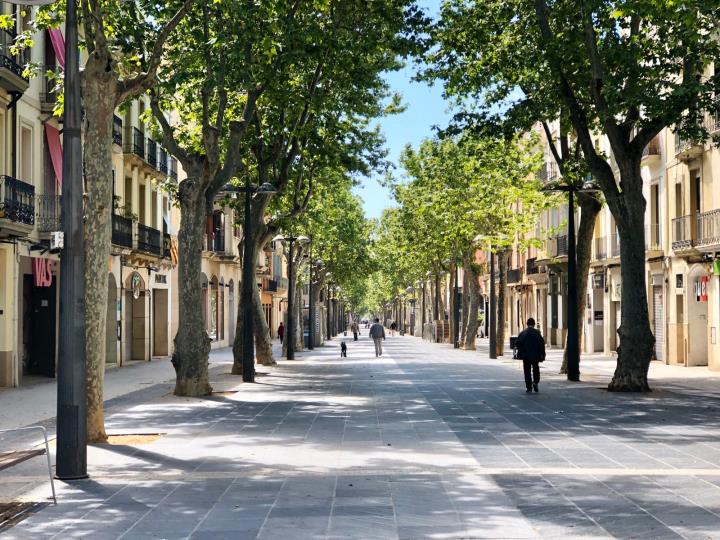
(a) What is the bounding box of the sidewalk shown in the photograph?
[4,335,720,539]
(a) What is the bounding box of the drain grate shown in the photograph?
[0,502,48,533]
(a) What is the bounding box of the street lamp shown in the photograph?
[475,235,497,360]
[308,258,323,350]
[444,257,462,349]
[222,181,277,382]
[542,179,600,382]
[272,234,310,360]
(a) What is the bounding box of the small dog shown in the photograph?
[340,341,347,358]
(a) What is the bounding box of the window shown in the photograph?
[20,125,33,183]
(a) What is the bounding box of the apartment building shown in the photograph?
[0,11,182,387]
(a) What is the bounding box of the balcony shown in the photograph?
[506,268,522,284]
[672,214,695,253]
[556,234,568,256]
[0,175,35,228]
[36,194,61,233]
[697,209,720,251]
[111,214,133,249]
[158,147,168,175]
[0,29,29,93]
[112,115,123,147]
[123,127,145,160]
[675,133,703,162]
[169,158,178,181]
[645,223,662,253]
[708,111,720,134]
[610,233,620,257]
[146,138,157,169]
[526,257,538,275]
[537,161,560,183]
[206,230,225,253]
[136,223,162,256]
[163,232,172,259]
[40,65,58,112]
[594,236,607,260]
[641,135,661,163]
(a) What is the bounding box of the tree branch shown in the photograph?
[150,95,192,169]
[117,0,195,103]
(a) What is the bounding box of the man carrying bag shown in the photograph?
[515,318,545,393]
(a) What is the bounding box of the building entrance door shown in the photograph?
[653,286,664,361]
[25,275,56,377]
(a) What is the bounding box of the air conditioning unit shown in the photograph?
[51,232,64,251]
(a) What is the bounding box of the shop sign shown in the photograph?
[32,258,55,287]
[695,276,709,302]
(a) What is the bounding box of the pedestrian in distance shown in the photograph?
[277,322,285,345]
[515,318,545,393]
[340,340,347,358]
[390,321,397,337]
[369,318,386,357]
[351,321,359,341]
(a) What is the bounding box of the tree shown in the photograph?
[228,0,422,371]
[394,133,547,352]
[23,0,191,440]
[151,0,302,395]
[428,0,720,391]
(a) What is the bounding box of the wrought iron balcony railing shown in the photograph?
[158,147,168,174]
[507,268,522,284]
[137,223,162,255]
[697,209,720,248]
[146,138,157,169]
[111,213,133,248]
[526,257,538,275]
[0,29,26,81]
[672,214,694,252]
[36,194,61,232]
[112,115,123,146]
[123,127,145,159]
[556,234,568,256]
[40,65,58,107]
[0,175,35,226]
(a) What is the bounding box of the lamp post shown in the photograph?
[223,181,277,382]
[475,235,497,360]
[308,258,323,350]
[542,180,600,381]
[273,234,309,360]
[56,0,86,480]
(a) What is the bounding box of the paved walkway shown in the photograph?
[4,335,720,539]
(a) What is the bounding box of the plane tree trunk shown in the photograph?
[463,257,481,350]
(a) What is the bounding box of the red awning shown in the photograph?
[44,124,63,187]
[47,28,65,69]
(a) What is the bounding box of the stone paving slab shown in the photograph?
[4,336,720,538]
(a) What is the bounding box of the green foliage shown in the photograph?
[364,132,550,309]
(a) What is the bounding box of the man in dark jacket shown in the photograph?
[516,318,545,393]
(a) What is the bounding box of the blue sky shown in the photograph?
[353,0,451,220]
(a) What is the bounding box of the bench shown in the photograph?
[0,426,56,504]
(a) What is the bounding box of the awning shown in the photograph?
[44,124,63,186]
[47,28,65,69]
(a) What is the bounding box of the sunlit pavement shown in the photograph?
[5,335,720,539]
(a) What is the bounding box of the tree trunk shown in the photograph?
[496,250,508,356]
[82,55,117,443]
[172,183,212,396]
[608,172,654,391]
[561,193,602,374]
[253,281,275,365]
[463,258,481,350]
[295,281,304,350]
[460,265,470,344]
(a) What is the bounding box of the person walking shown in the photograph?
[351,321,359,341]
[277,322,285,345]
[515,318,545,393]
[369,318,386,357]
[389,321,397,337]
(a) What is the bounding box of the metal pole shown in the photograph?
[56,0,87,480]
[566,189,580,381]
[286,239,296,359]
[240,177,255,382]
[326,285,331,340]
[453,263,460,348]
[489,250,497,359]
[308,252,314,351]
